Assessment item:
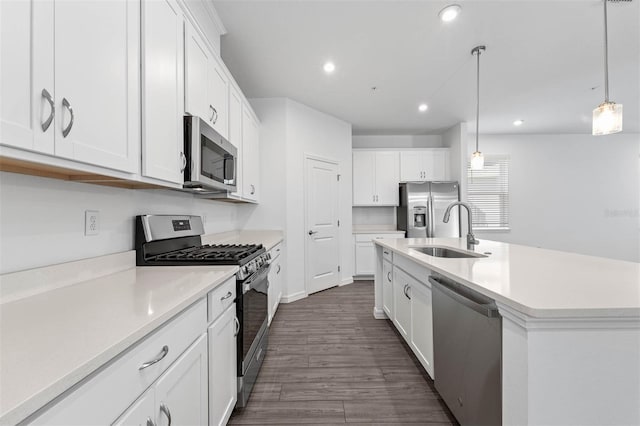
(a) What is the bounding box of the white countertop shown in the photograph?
[353,225,405,234]
[0,254,237,425]
[202,229,284,251]
[375,238,640,318]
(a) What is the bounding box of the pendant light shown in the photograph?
[470,45,486,170]
[592,0,623,135]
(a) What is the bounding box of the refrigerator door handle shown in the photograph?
[427,193,434,237]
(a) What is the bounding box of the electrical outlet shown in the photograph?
[85,210,99,236]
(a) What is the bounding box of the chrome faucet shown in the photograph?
[443,202,479,250]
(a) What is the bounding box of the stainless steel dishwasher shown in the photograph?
[429,275,502,426]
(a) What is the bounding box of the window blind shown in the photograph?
[467,155,510,229]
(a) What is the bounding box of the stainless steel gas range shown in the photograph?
[135,214,270,408]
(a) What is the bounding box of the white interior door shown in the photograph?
[305,156,340,295]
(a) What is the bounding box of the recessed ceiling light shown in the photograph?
[438,4,461,22]
[323,61,336,74]
[513,119,524,126]
[418,103,428,112]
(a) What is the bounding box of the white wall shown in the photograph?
[442,122,468,201]
[467,133,640,262]
[0,172,251,274]
[352,207,396,226]
[245,98,353,300]
[352,134,442,149]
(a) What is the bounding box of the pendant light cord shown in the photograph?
[603,0,610,102]
[472,46,485,152]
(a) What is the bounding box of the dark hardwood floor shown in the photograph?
[229,281,457,425]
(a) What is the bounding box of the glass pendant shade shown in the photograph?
[470,151,484,170]
[592,101,623,135]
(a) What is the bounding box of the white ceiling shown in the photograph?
[213,0,640,135]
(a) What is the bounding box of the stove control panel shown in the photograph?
[237,252,271,281]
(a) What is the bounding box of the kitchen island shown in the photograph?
[373,237,640,426]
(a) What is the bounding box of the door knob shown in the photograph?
[308,230,318,235]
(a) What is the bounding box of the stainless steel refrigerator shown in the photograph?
[397,182,461,238]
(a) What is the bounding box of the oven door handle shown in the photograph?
[242,265,271,294]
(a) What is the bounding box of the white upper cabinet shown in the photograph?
[141,0,184,184]
[185,21,210,121]
[1,0,140,173]
[229,85,244,198]
[242,104,260,202]
[209,58,229,140]
[184,21,229,140]
[53,0,140,173]
[400,149,450,182]
[0,0,54,155]
[352,150,399,206]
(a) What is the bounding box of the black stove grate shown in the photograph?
[145,243,264,265]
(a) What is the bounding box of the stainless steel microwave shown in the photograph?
[183,116,237,193]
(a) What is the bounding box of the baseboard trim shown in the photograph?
[280,290,307,304]
[354,275,373,281]
[339,277,354,286]
[373,307,388,320]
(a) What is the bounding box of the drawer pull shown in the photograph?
[220,291,233,301]
[138,345,169,370]
[383,250,389,255]
[160,403,172,426]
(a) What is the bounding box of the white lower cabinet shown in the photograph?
[390,263,434,379]
[113,334,208,426]
[382,259,393,317]
[208,303,237,426]
[268,248,283,324]
[408,278,434,378]
[112,388,155,426]
[354,233,404,276]
[392,268,412,340]
[26,284,240,426]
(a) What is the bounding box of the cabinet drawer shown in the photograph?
[355,233,404,243]
[29,299,207,425]
[395,255,432,287]
[207,276,236,324]
[382,247,393,262]
[269,242,283,260]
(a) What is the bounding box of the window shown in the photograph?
[467,155,510,230]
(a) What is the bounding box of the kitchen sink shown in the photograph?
[411,246,487,259]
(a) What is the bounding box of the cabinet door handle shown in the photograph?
[209,105,215,121]
[308,230,317,235]
[372,194,375,202]
[220,291,233,301]
[277,264,281,274]
[138,345,169,370]
[211,106,218,124]
[146,417,156,426]
[61,97,74,138]
[251,184,255,195]
[179,152,187,172]
[41,89,55,132]
[160,403,172,426]
[234,316,240,337]
[387,271,392,282]
[403,284,411,300]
